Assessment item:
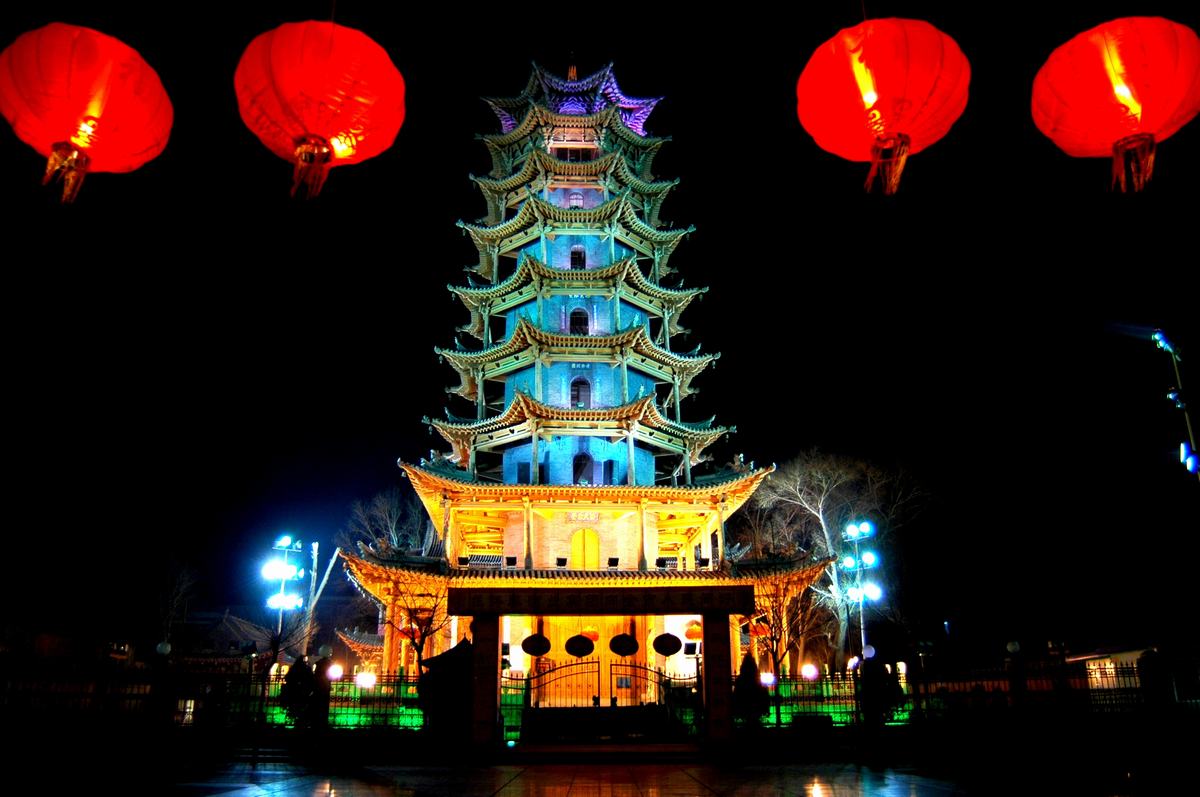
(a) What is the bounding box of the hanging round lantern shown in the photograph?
[652,633,682,657]
[521,633,550,657]
[0,23,173,202]
[749,621,770,638]
[609,634,639,658]
[1032,17,1200,192]
[796,18,970,194]
[234,20,406,198]
[683,621,704,641]
[564,634,595,658]
[581,625,600,642]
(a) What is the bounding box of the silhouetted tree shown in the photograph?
[751,449,923,667]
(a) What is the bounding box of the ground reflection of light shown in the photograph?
[809,780,826,797]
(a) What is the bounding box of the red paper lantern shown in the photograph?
[609,633,639,657]
[0,23,172,202]
[564,634,595,658]
[234,20,406,198]
[652,633,682,657]
[684,622,703,641]
[521,633,551,657]
[1032,17,1200,192]
[796,18,970,194]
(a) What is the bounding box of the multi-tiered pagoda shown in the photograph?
[342,65,823,743]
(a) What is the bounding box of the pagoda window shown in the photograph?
[603,460,615,485]
[570,245,586,269]
[573,453,593,484]
[571,378,591,409]
[553,147,597,162]
[569,308,589,335]
[568,191,584,208]
[517,462,531,485]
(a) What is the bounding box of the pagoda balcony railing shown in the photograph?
[451,557,718,573]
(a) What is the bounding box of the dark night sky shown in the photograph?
[3,2,1197,657]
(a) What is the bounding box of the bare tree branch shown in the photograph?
[335,485,429,556]
[747,448,925,668]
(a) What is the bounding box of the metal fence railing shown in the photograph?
[3,663,1192,735]
[740,664,1194,728]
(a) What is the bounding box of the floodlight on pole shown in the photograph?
[264,534,306,636]
[1153,329,1199,484]
[843,519,882,654]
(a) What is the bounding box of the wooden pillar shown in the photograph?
[441,497,453,561]
[471,614,502,746]
[475,368,485,420]
[717,500,727,565]
[468,445,477,478]
[530,427,540,485]
[381,599,397,675]
[662,308,672,351]
[522,497,533,569]
[482,303,491,347]
[701,612,734,743]
[626,423,637,485]
[620,351,629,403]
[539,226,548,262]
[683,452,692,486]
[614,287,622,329]
[700,515,713,565]
[637,500,648,571]
[534,350,544,401]
[536,285,545,328]
[673,377,682,422]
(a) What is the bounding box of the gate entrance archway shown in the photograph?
[451,584,754,745]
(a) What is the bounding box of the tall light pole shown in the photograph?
[1153,330,1199,484]
[299,542,342,657]
[842,520,883,656]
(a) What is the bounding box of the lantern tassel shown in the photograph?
[1112,133,1156,193]
[865,133,910,195]
[292,134,333,198]
[43,142,90,203]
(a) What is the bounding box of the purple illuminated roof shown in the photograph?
[485,63,661,136]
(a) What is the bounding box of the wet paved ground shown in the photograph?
[173,762,968,795]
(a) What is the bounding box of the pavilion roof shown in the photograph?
[426,393,729,464]
[339,537,829,602]
[435,318,717,400]
[480,104,668,152]
[449,253,706,338]
[458,194,692,247]
[336,629,383,664]
[398,460,771,524]
[483,64,661,136]
[471,149,678,195]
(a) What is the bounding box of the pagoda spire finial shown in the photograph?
[567,63,578,81]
